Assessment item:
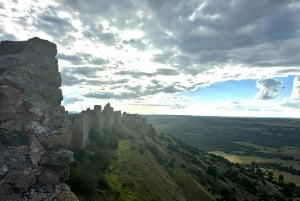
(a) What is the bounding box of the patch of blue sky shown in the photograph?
[184,79,257,102]
[276,75,294,99]
[183,76,294,103]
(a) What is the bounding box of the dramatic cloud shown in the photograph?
[256,78,283,100]
[1,0,300,115]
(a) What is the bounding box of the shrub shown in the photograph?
[206,165,217,179]
[68,165,97,198]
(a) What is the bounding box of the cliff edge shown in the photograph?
[0,38,77,201]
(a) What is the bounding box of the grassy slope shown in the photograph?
[70,123,297,201]
[172,167,214,201]
[106,135,187,201]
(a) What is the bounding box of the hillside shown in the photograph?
[68,119,299,201]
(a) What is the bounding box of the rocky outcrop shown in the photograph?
[0,38,77,201]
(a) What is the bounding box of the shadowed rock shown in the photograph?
[0,37,78,201]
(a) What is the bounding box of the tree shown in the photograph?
[206,165,217,179]
[267,171,273,181]
[278,175,284,184]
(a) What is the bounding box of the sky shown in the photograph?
[1,0,300,117]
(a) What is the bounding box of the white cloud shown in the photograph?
[255,78,282,100]
[290,76,300,100]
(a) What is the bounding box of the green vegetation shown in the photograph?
[68,116,300,200]
[105,140,139,201]
[147,115,300,150]
[68,129,119,201]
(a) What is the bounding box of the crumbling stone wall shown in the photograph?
[113,110,122,128]
[92,105,102,131]
[122,112,148,129]
[103,103,114,130]
[70,111,90,149]
[69,103,149,149]
[0,38,77,201]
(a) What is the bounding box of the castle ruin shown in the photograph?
[70,103,148,149]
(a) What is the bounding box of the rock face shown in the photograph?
[0,38,77,201]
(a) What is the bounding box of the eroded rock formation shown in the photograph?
[0,38,77,201]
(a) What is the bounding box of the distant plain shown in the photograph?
[146,115,300,185]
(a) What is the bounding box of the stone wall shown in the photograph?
[0,38,77,201]
[69,103,148,149]
[122,112,148,129]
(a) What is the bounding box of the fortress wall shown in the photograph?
[121,112,148,129]
[113,110,122,128]
[92,105,102,131]
[70,104,149,150]
[102,103,114,130]
[71,110,90,149]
